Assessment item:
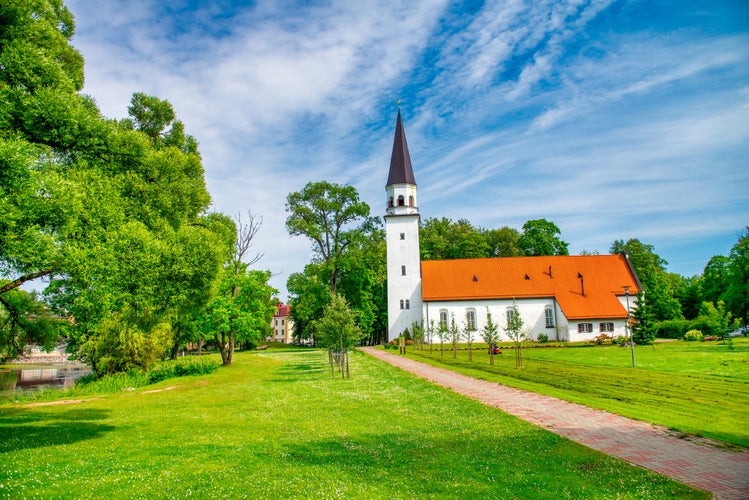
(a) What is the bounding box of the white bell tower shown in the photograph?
[385,110,422,342]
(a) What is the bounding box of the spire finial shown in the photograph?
[396,99,400,110]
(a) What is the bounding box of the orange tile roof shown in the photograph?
[421,254,640,320]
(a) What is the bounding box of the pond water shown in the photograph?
[0,364,92,399]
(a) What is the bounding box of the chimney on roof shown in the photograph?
[577,272,585,297]
[548,266,553,278]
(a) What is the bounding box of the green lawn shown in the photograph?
[0,350,706,499]
[406,338,749,447]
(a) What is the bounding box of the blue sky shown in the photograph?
[65,0,749,299]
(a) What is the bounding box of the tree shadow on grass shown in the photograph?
[270,362,327,382]
[0,407,114,453]
[271,430,702,498]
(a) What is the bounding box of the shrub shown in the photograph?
[147,356,219,384]
[537,333,549,343]
[684,330,703,342]
[594,334,612,345]
[653,319,690,339]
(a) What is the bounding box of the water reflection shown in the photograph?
[0,365,92,398]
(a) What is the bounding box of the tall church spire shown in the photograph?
[386,109,416,186]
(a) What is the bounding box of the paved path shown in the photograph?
[362,347,749,499]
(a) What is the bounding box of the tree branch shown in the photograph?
[0,269,52,295]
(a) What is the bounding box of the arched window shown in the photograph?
[408,195,414,206]
[388,197,394,208]
[405,299,410,310]
[439,309,448,328]
[545,306,554,328]
[401,265,406,276]
[466,309,476,331]
[397,195,405,206]
[400,300,404,310]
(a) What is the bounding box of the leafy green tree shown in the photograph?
[518,219,569,256]
[723,228,749,328]
[691,301,733,339]
[312,294,364,349]
[701,256,730,307]
[0,287,63,361]
[287,266,331,344]
[334,218,387,345]
[481,309,501,365]
[420,217,490,260]
[611,239,682,321]
[201,267,276,365]
[483,227,522,257]
[79,308,172,375]
[675,275,702,320]
[200,213,275,365]
[504,302,525,368]
[630,292,655,344]
[285,181,370,295]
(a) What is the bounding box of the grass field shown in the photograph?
[0,350,706,499]
[406,337,749,447]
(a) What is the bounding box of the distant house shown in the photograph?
[269,303,294,343]
[384,110,641,343]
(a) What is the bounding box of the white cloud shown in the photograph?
[64,0,749,294]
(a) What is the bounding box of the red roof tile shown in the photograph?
[274,303,290,317]
[421,254,640,320]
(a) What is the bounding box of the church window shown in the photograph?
[578,323,593,333]
[408,195,414,206]
[400,232,405,240]
[401,265,406,276]
[506,307,516,326]
[545,306,554,328]
[405,300,410,309]
[397,195,405,206]
[466,309,476,330]
[439,309,448,328]
[600,322,614,333]
[388,197,394,208]
[400,300,404,310]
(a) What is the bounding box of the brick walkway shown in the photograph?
[362,347,749,499]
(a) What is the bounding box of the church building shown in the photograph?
[384,111,641,343]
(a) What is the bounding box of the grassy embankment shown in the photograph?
[405,337,749,447]
[0,349,706,499]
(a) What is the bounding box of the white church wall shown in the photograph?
[424,298,561,343]
[423,299,633,343]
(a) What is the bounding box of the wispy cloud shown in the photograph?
[66,0,749,293]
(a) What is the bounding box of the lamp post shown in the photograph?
[623,285,635,367]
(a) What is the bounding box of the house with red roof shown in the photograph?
[269,302,294,343]
[384,111,641,343]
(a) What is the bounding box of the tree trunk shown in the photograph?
[227,333,234,365]
[216,332,229,365]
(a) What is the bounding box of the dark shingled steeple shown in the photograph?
[386,109,416,186]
